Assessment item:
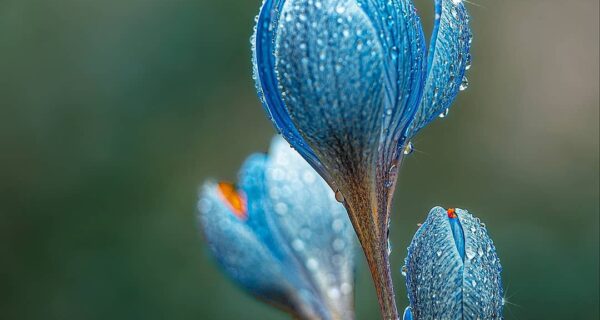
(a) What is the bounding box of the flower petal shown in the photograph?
[265,137,355,319]
[274,0,386,185]
[253,0,330,183]
[267,2,426,317]
[404,206,464,319]
[456,208,504,319]
[199,137,358,319]
[402,306,413,320]
[236,152,337,319]
[404,207,504,319]
[354,0,427,152]
[198,181,293,310]
[406,0,472,137]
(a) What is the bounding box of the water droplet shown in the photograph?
[341,282,352,295]
[403,141,414,155]
[332,218,344,232]
[332,254,343,266]
[328,287,341,299]
[401,265,408,277]
[306,258,319,270]
[274,202,288,215]
[334,189,345,203]
[438,108,450,118]
[335,5,346,14]
[292,239,305,251]
[332,238,345,251]
[478,247,484,257]
[436,250,442,257]
[465,55,472,70]
[459,76,469,91]
[466,248,476,260]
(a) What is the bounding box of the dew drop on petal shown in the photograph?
[403,141,414,155]
[331,218,344,232]
[341,282,352,295]
[438,108,450,118]
[334,189,345,203]
[306,258,319,271]
[459,76,469,91]
[466,248,476,260]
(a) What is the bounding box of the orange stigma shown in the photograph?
[447,208,457,219]
[217,182,248,220]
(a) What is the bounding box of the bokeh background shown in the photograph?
[1,0,598,319]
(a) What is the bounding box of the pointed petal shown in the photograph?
[200,138,359,319]
[404,207,504,319]
[354,0,427,153]
[197,182,293,309]
[402,306,413,320]
[236,153,290,260]
[271,3,426,317]
[253,0,331,183]
[236,152,336,319]
[456,208,504,319]
[265,137,356,319]
[404,207,464,319]
[274,0,385,185]
[407,0,472,137]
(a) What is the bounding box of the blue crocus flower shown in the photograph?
[253,0,472,317]
[402,207,504,320]
[198,137,356,320]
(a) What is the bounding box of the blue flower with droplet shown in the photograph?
[198,137,356,320]
[253,0,472,317]
[402,207,503,320]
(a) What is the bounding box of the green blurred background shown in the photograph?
[1,0,598,319]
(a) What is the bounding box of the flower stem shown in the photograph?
[343,189,399,320]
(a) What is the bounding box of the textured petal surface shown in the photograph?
[253,0,330,183]
[354,0,426,153]
[457,208,504,319]
[198,137,356,319]
[406,0,472,138]
[404,206,463,319]
[402,306,413,320]
[198,182,293,309]
[404,207,503,320]
[266,2,426,317]
[265,137,355,319]
[275,0,386,186]
[272,0,426,182]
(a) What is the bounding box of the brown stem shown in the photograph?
[343,186,399,320]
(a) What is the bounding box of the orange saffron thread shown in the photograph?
[447,208,457,219]
[217,182,248,220]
